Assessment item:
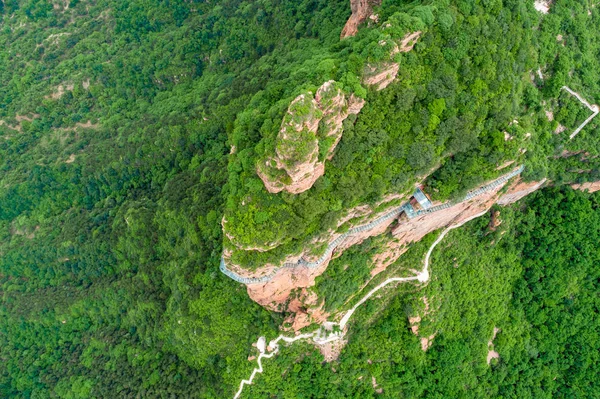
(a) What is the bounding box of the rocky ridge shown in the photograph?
[220,2,557,328]
[257,81,365,194]
[225,20,424,253]
[237,168,529,310]
[247,174,550,329]
[236,172,599,329]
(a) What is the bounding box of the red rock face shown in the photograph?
[497,178,547,205]
[392,184,506,249]
[257,81,364,195]
[242,175,560,331]
[244,182,509,325]
[245,255,331,311]
[341,0,382,39]
[243,200,408,314]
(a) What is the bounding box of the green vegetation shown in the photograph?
[1,0,600,398]
[314,222,435,313]
[555,90,594,131]
[243,187,600,398]
[0,0,350,396]
[223,12,431,267]
[224,0,600,271]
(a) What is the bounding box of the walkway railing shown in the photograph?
[561,86,599,139]
[220,166,524,284]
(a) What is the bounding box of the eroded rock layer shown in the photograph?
[245,174,549,321]
[341,0,381,39]
[257,81,364,194]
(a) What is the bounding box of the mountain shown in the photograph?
[0,1,599,398]
[220,0,600,333]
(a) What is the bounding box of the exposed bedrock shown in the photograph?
[257,81,364,194]
[363,31,422,91]
[570,181,600,193]
[341,0,382,39]
[245,212,396,311]
[244,176,551,326]
[392,180,527,246]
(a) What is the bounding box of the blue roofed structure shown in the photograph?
[413,187,433,210]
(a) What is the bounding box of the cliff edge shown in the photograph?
[341,0,382,38]
[257,81,365,194]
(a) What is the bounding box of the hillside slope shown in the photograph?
[1,1,600,398]
[220,0,600,329]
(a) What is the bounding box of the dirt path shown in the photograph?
[233,209,491,398]
[231,87,595,397]
[233,332,317,399]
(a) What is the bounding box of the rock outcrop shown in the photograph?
[341,0,382,39]
[571,181,600,193]
[497,178,547,205]
[246,255,331,310]
[243,172,551,328]
[283,289,328,331]
[391,181,511,253]
[257,81,364,194]
[363,63,400,91]
[363,31,422,90]
[236,171,600,330]
[244,202,403,310]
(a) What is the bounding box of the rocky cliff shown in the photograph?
[245,202,403,310]
[238,158,598,330]
[244,172,551,329]
[341,0,382,39]
[257,81,364,194]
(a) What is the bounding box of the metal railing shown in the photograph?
[220,166,524,284]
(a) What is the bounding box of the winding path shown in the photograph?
[230,87,596,397]
[233,209,491,398]
[222,166,524,285]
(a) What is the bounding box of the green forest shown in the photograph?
[245,187,600,398]
[0,0,599,398]
[222,0,600,270]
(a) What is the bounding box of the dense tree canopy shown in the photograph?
[222,0,600,270]
[246,187,600,398]
[0,0,599,398]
